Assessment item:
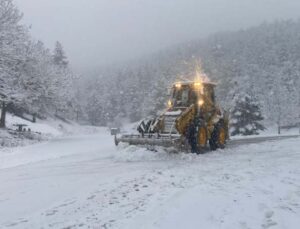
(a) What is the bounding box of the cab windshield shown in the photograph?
[172,86,193,107]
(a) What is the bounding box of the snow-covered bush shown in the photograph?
[230,95,265,136]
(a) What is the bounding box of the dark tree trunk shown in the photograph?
[0,101,7,128]
[32,114,36,123]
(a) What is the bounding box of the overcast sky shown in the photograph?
[15,0,300,72]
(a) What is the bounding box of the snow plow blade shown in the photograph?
[114,134,181,148]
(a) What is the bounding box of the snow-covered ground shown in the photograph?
[0,129,299,229]
[0,113,104,148]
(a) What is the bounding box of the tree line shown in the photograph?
[81,20,300,129]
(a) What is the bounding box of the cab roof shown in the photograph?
[172,81,217,87]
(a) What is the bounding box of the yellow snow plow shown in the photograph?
[113,80,229,153]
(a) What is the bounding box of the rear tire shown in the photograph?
[210,121,227,151]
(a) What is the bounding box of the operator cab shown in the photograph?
[168,81,216,109]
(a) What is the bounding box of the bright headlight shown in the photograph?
[194,82,202,87]
[175,83,182,88]
[198,99,204,106]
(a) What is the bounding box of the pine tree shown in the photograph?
[231,95,265,136]
[53,41,68,67]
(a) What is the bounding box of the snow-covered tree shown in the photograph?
[231,95,265,136]
[0,0,78,126]
[0,0,28,127]
[53,41,68,67]
[51,41,79,119]
[19,41,47,112]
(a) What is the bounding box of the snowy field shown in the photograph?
[0,129,299,229]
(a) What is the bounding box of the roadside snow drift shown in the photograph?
[5,113,61,136]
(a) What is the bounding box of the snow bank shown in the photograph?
[231,125,300,139]
[43,118,106,136]
[6,113,61,136]
[0,113,106,149]
[112,144,200,163]
[112,144,167,162]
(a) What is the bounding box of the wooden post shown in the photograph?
[299,115,300,134]
[0,101,6,128]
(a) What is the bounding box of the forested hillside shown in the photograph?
[0,0,78,127]
[83,20,300,127]
[1,0,299,129]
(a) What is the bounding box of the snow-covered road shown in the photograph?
[0,131,299,229]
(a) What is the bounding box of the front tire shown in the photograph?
[187,120,207,154]
[196,125,208,154]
